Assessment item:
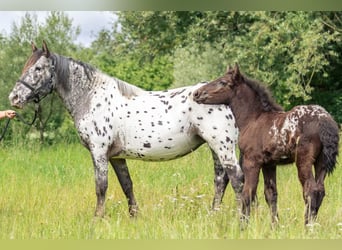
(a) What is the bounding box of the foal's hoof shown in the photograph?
[239,215,249,230]
[94,208,105,218]
[129,205,139,217]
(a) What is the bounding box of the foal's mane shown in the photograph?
[240,73,284,112]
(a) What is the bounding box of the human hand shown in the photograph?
[5,110,16,119]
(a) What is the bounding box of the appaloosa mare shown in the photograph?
[194,64,339,225]
[9,41,244,218]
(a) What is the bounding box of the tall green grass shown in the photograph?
[0,142,341,239]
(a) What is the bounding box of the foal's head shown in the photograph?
[194,64,283,112]
[193,64,243,105]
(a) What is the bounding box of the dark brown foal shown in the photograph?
[194,64,339,225]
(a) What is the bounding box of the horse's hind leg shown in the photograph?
[210,150,230,210]
[296,144,320,224]
[312,153,327,220]
[262,164,278,224]
[110,158,138,217]
[210,147,244,211]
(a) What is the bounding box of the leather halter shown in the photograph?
[17,58,55,103]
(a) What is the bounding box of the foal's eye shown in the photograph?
[219,79,228,86]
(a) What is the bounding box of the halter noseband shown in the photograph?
[17,58,55,103]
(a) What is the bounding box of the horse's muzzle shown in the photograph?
[8,92,24,109]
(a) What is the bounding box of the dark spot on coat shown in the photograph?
[143,143,151,148]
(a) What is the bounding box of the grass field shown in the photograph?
[0,141,342,239]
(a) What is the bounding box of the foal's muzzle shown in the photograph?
[193,90,208,104]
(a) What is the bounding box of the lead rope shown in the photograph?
[0,104,39,142]
[0,119,11,141]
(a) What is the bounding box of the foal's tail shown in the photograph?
[319,118,340,175]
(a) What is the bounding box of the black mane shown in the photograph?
[242,74,284,112]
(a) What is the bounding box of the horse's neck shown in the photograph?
[54,56,144,122]
[54,57,99,120]
[230,86,264,130]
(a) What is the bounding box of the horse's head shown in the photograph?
[9,41,56,109]
[193,63,243,105]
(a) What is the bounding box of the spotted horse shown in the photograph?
[194,64,339,225]
[9,41,244,218]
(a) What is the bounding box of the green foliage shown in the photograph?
[173,43,227,87]
[92,50,173,91]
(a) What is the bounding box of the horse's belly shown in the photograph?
[116,134,204,161]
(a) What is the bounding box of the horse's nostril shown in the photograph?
[9,94,19,106]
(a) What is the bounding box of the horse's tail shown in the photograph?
[319,118,339,175]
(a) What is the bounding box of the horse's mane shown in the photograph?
[115,78,145,98]
[52,54,95,85]
[242,74,284,112]
[53,54,144,98]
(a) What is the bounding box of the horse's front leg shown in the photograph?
[91,152,109,217]
[241,158,261,223]
[110,158,138,217]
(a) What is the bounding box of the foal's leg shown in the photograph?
[109,158,138,217]
[241,158,261,222]
[210,150,230,210]
[296,145,319,224]
[262,164,278,223]
[312,154,327,220]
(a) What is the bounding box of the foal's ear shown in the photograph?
[233,63,243,82]
[31,42,38,52]
[42,40,50,57]
[226,65,233,73]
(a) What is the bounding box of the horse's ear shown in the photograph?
[226,65,233,73]
[42,40,50,57]
[233,63,243,81]
[31,42,38,52]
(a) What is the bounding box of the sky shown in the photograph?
[0,11,116,47]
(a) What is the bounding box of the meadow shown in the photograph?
[0,141,342,239]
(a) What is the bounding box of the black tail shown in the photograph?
[319,118,339,175]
